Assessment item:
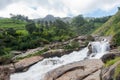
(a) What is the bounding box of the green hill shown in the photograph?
[0,18,27,29]
[93,10,120,36]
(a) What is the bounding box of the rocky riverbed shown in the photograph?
[1,35,120,80]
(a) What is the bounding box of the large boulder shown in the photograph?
[14,56,43,72]
[43,59,104,80]
[101,53,116,63]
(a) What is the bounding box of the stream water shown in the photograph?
[10,40,110,80]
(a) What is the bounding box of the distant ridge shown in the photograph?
[34,14,72,23]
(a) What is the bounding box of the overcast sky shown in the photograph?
[0,0,120,19]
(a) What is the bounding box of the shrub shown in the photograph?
[0,53,13,64]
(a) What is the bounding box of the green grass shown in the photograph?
[105,57,120,67]
[114,64,120,79]
[0,18,27,29]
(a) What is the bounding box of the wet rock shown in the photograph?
[43,59,104,80]
[87,43,92,56]
[14,56,43,72]
[41,49,73,58]
[41,59,63,65]
[101,53,116,63]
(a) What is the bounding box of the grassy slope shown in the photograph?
[0,18,27,29]
[93,11,120,36]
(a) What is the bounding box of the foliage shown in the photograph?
[112,31,120,46]
[0,18,26,29]
[10,14,29,22]
[71,15,110,35]
[16,30,28,36]
[25,22,37,34]
[72,15,85,27]
[114,64,120,79]
[93,11,120,36]
[105,57,120,67]
[64,41,80,50]
[0,53,13,64]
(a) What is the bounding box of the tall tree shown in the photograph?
[25,22,37,34]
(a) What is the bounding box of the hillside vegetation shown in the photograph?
[93,10,120,46]
[0,18,27,29]
[93,10,120,36]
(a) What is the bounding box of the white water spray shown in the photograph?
[10,40,110,80]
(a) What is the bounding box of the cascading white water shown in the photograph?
[10,40,110,80]
[89,40,110,59]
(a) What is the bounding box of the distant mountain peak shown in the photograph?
[43,14,56,22]
[34,14,72,23]
[45,14,54,18]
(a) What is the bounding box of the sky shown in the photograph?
[0,0,120,19]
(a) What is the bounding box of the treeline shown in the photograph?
[71,15,111,35]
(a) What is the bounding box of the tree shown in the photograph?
[55,19,67,29]
[10,14,29,22]
[6,28,16,36]
[72,15,85,27]
[25,22,37,34]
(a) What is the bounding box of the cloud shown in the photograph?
[0,0,120,19]
[0,0,13,9]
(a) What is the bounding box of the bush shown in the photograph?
[0,53,13,64]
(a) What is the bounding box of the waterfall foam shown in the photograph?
[10,40,110,80]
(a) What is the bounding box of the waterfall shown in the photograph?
[10,40,110,80]
[88,40,110,59]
